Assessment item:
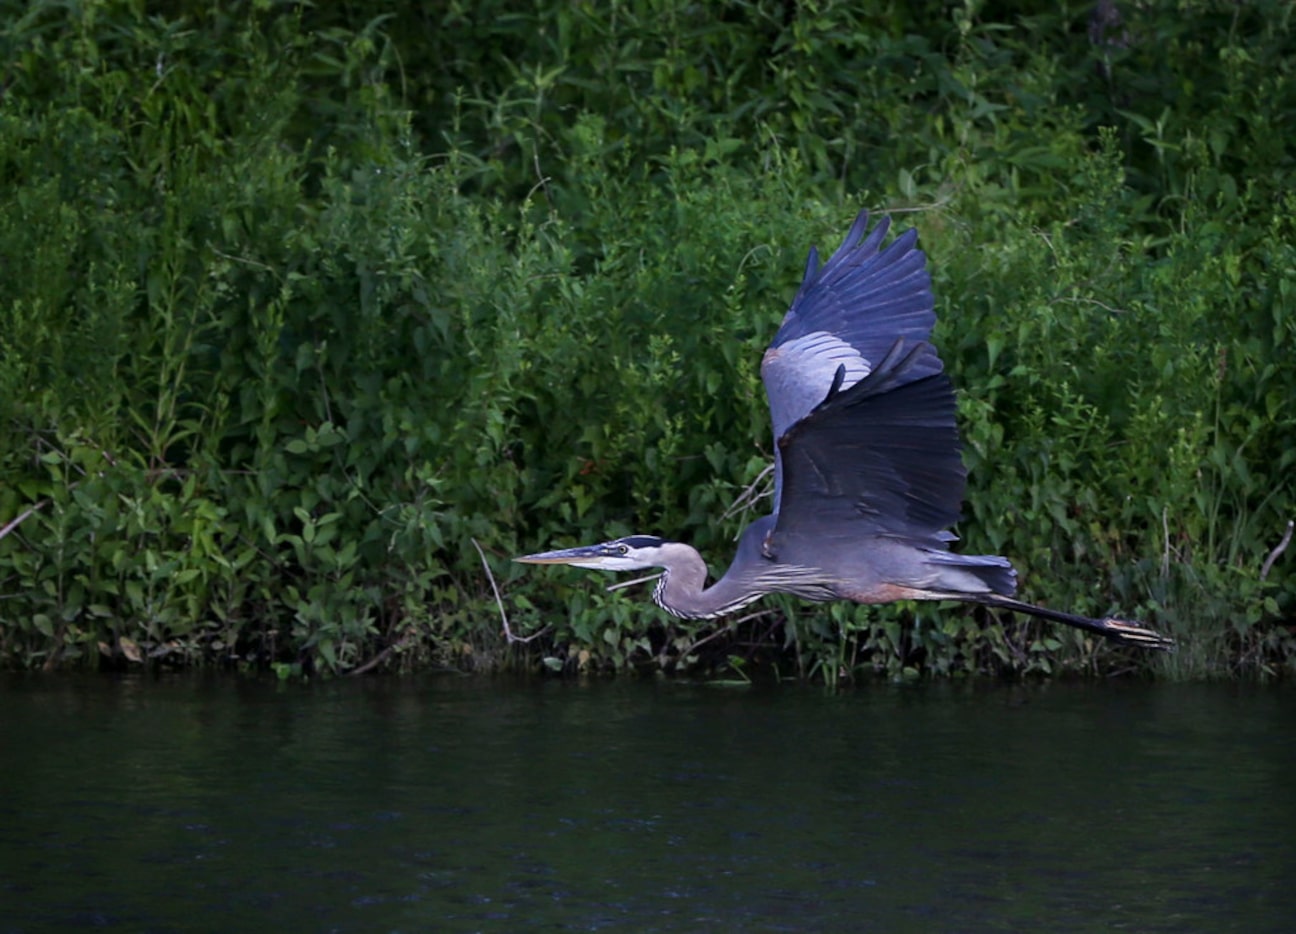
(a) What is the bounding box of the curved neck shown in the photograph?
[652,542,762,620]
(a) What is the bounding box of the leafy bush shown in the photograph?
[1,1,1292,678]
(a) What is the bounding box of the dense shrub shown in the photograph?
[1,1,1292,679]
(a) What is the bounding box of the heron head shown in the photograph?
[514,535,667,572]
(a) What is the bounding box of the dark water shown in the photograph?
[1,674,1292,932]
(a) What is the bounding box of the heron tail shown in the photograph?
[971,594,1175,651]
[922,550,1018,598]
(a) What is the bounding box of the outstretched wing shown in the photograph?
[760,211,941,521]
[769,339,965,547]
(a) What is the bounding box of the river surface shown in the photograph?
[0,674,1292,932]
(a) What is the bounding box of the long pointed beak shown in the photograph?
[514,544,607,565]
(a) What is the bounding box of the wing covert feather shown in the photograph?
[760,212,944,522]
[770,339,966,546]
[762,211,938,442]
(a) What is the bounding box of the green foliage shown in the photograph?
[1,1,1293,679]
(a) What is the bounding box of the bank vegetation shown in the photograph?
[1,1,1293,680]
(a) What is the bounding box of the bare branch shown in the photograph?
[1260,519,1293,582]
[680,609,777,658]
[349,632,415,677]
[606,572,662,593]
[722,462,774,521]
[472,538,549,644]
[0,501,48,541]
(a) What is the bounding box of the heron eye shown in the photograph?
[617,544,629,555]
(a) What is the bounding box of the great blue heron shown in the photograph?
[517,212,1173,650]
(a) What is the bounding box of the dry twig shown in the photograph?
[722,462,774,521]
[0,501,48,541]
[1260,519,1293,582]
[473,538,549,644]
[680,609,778,658]
[349,632,415,677]
[606,572,662,593]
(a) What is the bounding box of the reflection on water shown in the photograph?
[1,674,1292,931]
